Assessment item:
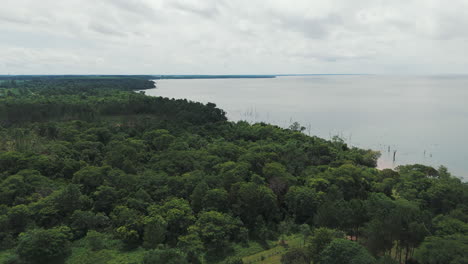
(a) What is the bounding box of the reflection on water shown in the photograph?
[144,75,468,179]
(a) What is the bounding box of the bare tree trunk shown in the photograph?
[398,242,402,264]
[405,245,410,264]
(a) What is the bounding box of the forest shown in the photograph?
[0,77,466,264]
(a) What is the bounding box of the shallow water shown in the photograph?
[144,75,468,179]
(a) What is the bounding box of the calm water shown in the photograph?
[144,75,468,179]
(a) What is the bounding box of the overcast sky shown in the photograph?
[1,0,467,75]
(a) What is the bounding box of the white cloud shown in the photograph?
[0,0,467,74]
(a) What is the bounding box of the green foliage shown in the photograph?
[285,186,320,223]
[143,215,167,249]
[307,227,345,263]
[115,226,140,249]
[281,247,309,264]
[202,188,229,212]
[319,239,376,264]
[85,230,108,251]
[92,185,118,214]
[414,235,468,264]
[70,210,109,239]
[142,248,188,264]
[223,256,244,264]
[231,182,278,229]
[149,198,195,245]
[16,226,72,264]
[190,210,245,257]
[190,181,208,213]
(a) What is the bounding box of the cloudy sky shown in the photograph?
[1,0,467,75]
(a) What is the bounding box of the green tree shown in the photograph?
[262,162,295,196]
[143,129,175,151]
[299,224,311,246]
[16,226,72,264]
[70,210,109,238]
[231,182,278,228]
[307,227,345,263]
[285,186,319,223]
[190,181,209,213]
[72,166,106,193]
[281,247,309,264]
[92,185,118,214]
[203,188,229,212]
[149,198,195,245]
[178,227,205,263]
[7,204,31,234]
[115,226,140,248]
[86,230,108,251]
[52,184,83,216]
[143,215,167,249]
[414,235,468,264]
[320,239,376,264]
[190,211,244,256]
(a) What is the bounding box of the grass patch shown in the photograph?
[240,234,303,264]
[231,240,275,259]
[66,246,146,264]
[0,250,16,263]
[66,234,145,264]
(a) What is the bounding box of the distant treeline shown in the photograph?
[0,74,277,81]
[154,75,276,79]
[0,78,225,126]
[0,75,155,81]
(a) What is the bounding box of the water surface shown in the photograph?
[144,75,468,179]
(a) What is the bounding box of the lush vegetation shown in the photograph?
[0,77,466,264]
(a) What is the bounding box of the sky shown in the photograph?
[1,0,468,75]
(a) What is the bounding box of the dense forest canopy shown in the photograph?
[0,77,466,264]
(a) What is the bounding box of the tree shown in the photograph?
[143,129,175,151]
[16,226,72,264]
[190,211,244,257]
[231,182,278,228]
[149,198,195,245]
[7,204,30,234]
[414,235,468,264]
[432,215,468,236]
[92,185,118,214]
[203,188,229,212]
[324,164,372,200]
[281,247,309,264]
[110,206,143,248]
[52,184,83,216]
[319,239,376,264]
[278,218,295,244]
[262,162,295,196]
[190,181,208,213]
[72,166,106,193]
[362,193,397,256]
[285,186,319,223]
[314,198,348,229]
[143,215,167,248]
[70,210,109,238]
[115,226,140,248]
[86,230,108,251]
[215,161,250,190]
[307,227,345,263]
[178,227,205,264]
[299,224,311,246]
